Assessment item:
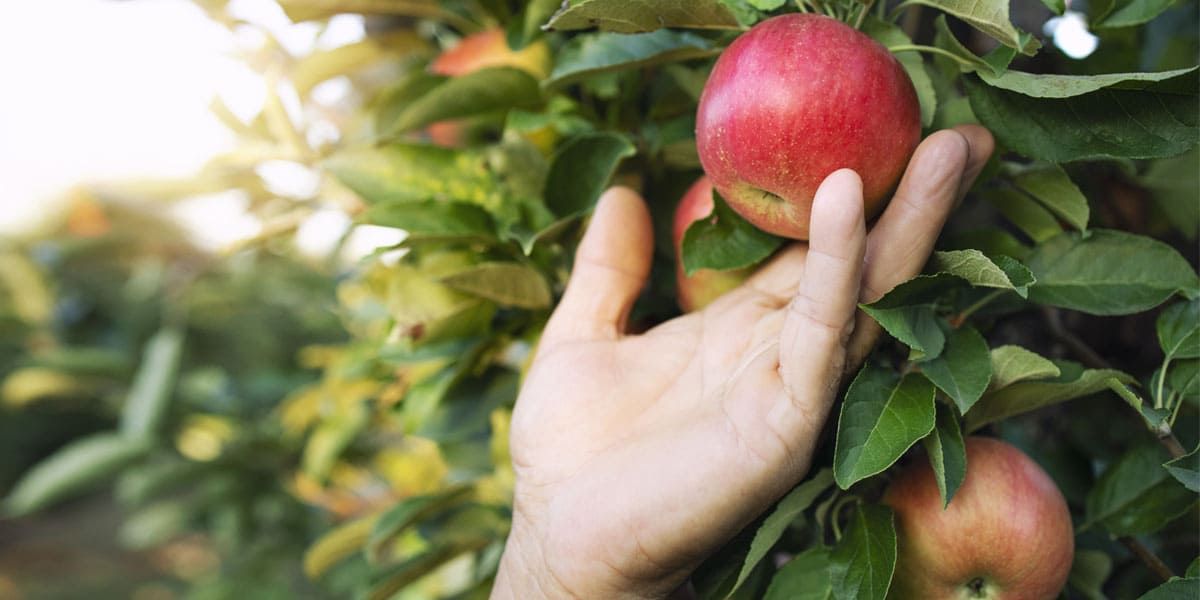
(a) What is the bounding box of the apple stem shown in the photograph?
[886,44,979,70]
[852,0,875,29]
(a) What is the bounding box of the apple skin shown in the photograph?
[883,437,1074,600]
[696,14,920,239]
[430,28,550,79]
[673,177,751,312]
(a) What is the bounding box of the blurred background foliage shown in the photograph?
[0,0,1196,598]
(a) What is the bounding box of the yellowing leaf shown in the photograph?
[373,436,448,495]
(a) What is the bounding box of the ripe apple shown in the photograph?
[430,28,551,79]
[883,436,1074,600]
[673,177,751,312]
[425,29,552,147]
[696,14,921,239]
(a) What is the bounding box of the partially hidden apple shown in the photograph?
[883,436,1074,600]
[426,29,551,147]
[674,177,751,312]
[696,13,921,239]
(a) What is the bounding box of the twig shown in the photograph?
[1119,536,1175,583]
[1040,307,1186,460]
[1039,307,1110,370]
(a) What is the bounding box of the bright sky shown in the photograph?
[0,0,402,257]
[0,0,238,234]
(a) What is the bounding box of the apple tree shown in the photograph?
[3,0,1197,597]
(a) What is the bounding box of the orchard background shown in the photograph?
[0,0,1197,598]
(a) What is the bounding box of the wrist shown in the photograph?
[491,525,574,599]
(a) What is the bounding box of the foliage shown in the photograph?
[3,0,1198,597]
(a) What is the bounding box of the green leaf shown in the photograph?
[860,275,961,357]
[366,539,490,600]
[931,15,996,75]
[681,190,784,274]
[1026,230,1199,315]
[279,0,471,26]
[364,201,496,243]
[834,366,937,489]
[5,432,154,516]
[366,485,473,563]
[921,402,967,507]
[931,250,1034,297]
[545,30,718,90]
[746,0,786,8]
[1142,149,1200,240]
[765,547,833,600]
[1094,0,1181,28]
[380,67,542,135]
[863,17,936,127]
[899,0,1039,54]
[439,262,552,309]
[1164,444,1199,493]
[1040,0,1066,14]
[1167,359,1199,401]
[521,0,562,43]
[118,500,190,550]
[731,469,835,595]
[1009,164,1090,231]
[920,326,992,414]
[326,143,499,207]
[544,132,637,217]
[1158,299,1200,360]
[1085,443,1197,536]
[1068,550,1112,600]
[988,345,1062,390]
[545,0,741,32]
[830,504,896,600]
[120,327,184,438]
[1138,578,1200,600]
[983,187,1064,243]
[966,363,1135,431]
[304,513,380,579]
[964,69,1199,162]
[978,66,1198,98]
[942,229,1032,262]
[1188,558,1200,578]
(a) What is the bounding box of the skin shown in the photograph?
[490,125,993,599]
[673,177,751,312]
[696,14,921,240]
[883,437,1074,600]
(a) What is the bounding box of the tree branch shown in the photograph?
[1039,307,1187,460]
[1119,536,1176,583]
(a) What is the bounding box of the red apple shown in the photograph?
[696,14,920,239]
[430,29,550,79]
[883,437,1074,600]
[424,29,551,148]
[673,177,751,312]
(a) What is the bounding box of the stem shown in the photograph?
[1039,307,1110,370]
[1169,391,1184,427]
[949,290,1005,328]
[1119,536,1175,583]
[886,44,977,68]
[1154,357,1170,410]
[853,0,875,29]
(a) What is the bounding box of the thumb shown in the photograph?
[541,187,654,348]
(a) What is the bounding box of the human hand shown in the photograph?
[491,126,994,599]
